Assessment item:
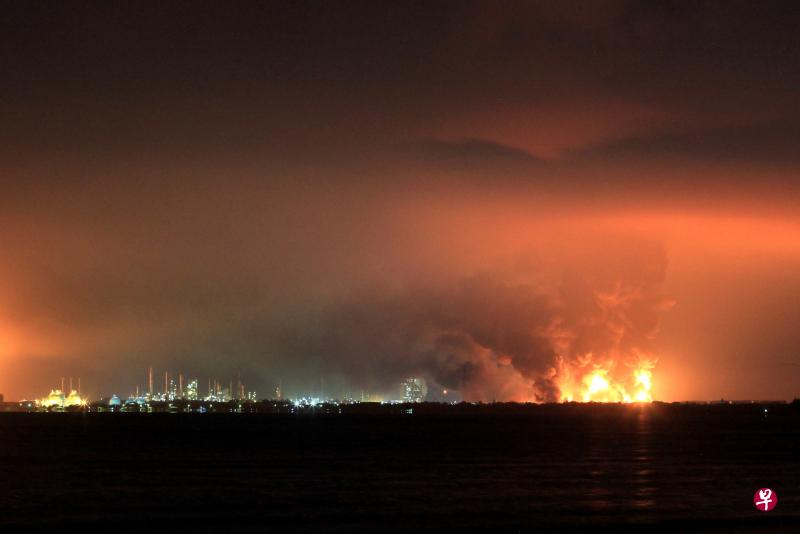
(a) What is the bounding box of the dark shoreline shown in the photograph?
[1,399,798,416]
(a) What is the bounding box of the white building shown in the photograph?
[400,378,426,403]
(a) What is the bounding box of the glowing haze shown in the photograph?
[1,2,799,401]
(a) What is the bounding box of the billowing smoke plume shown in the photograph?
[274,240,673,402]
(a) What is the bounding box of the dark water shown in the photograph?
[0,406,798,532]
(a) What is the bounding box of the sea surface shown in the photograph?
[0,405,798,532]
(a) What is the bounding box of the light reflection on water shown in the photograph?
[0,408,798,530]
[630,410,656,510]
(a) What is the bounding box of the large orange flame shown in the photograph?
[555,357,654,403]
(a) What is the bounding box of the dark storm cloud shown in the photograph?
[408,138,547,172]
[568,119,800,164]
[3,0,800,165]
[409,119,800,174]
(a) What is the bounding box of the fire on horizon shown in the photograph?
[1,2,800,404]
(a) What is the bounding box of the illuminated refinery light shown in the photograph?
[186,379,199,401]
[39,389,87,410]
[400,377,426,403]
[294,397,321,407]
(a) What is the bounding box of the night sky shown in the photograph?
[1,1,800,401]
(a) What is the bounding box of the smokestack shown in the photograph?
[61,377,64,393]
[164,371,168,396]
[179,374,184,398]
[148,366,153,397]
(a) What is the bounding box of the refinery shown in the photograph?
[1,371,791,414]
[0,373,432,413]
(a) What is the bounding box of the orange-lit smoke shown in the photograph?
[272,238,672,403]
